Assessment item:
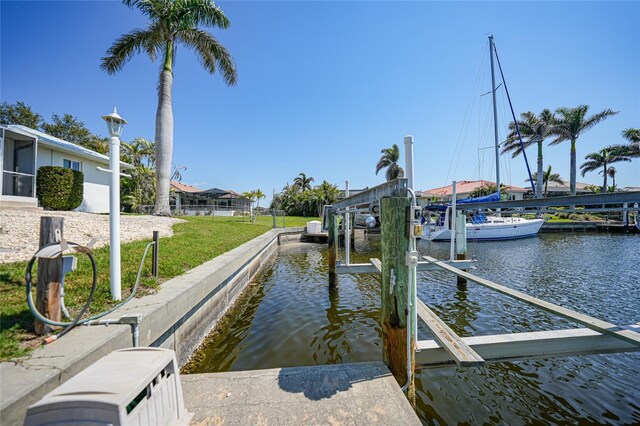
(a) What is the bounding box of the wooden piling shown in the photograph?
[455,213,468,290]
[380,197,413,393]
[35,217,63,335]
[327,212,338,288]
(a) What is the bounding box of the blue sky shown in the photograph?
[2,1,639,203]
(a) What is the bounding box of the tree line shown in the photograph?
[271,173,340,217]
[503,105,638,195]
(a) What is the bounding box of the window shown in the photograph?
[63,159,81,171]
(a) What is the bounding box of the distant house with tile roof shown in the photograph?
[418,180,527,204]
[169,181,249,215]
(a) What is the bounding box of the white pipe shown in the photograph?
[450,181,457,262]
[109,135,122,300]
[404,135,414,191]
[345,180,350,265]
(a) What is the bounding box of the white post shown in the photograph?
[623,203,628,227]
[450,181,457,262]
[109,135,122,300]
[404,135,414,191]
[344,180,350,265]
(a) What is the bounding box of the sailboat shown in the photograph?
[424,36,544,241]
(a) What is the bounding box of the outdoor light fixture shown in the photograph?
[100,107,127,300]
[101,107,128,137]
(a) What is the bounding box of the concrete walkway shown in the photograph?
[182,362,421,425]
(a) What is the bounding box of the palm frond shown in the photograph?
[176,28,237,85]
[580,108,619,134]
[101,28,162,74]
[181,0,230,29]
[622,128,640,146]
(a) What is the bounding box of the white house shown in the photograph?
[1,124,132,213]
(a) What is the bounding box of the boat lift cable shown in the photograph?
[491,41,536,194]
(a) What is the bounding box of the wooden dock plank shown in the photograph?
[423,256,640,347]
[416,300,484,367]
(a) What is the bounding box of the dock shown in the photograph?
[181,362,421,425]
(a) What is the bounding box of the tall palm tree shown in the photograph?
[548,105,618,195]
[293,173,314,192]
[502,109,553,198]
[375,144,404,181]
[602,166,617,191]
[580,147,631,192]
[102,0,237,216]
[526,165,564,198]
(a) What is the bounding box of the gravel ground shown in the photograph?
[0,209,185,263]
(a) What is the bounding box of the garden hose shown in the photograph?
[25,240,155,343]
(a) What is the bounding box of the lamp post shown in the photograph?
[101,107,127,300]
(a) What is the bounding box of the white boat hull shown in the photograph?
[426,217,544,241]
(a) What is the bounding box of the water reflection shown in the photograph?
[184,234,640,424]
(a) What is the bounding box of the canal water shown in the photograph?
[184,233,640,425]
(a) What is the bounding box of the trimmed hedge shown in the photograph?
[36,166,84,210]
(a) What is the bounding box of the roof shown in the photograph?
[3,124,133,169]
[543,181,594,193]
[420,180,527,197]
[170,181,202,193]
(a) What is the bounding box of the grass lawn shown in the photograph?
[0,215,315,361]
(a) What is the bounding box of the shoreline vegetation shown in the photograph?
[0,215,315,361]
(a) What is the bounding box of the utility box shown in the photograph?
[24,347,193,426]
[306,220,322,234]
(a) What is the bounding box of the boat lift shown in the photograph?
[323,136,640,398]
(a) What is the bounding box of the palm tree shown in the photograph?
[122,137,152,167]
[621,128,640,158]
[526,165,564,198]
[602,166,617,191]
[254,189,265,210]
[622,128,640,147]
[375,144,404,181]
[313,180,340,216]
[293,173,314,192]
[580,147,631,192]
[102,0,237,216]
[502,109,553,198]
[548,105,618,195]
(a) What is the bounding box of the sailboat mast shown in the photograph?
[489,35,500,195]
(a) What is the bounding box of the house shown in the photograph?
[1,124,131,213]
[170,181,250,216]
[537,181,596,197]
[418,180,528,205]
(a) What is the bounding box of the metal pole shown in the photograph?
[345,180,350,265]
[489,36,500,194]
[109,135,122,300]
[152,231,159,277]
[450,181,457,262]
[404,135,415,192]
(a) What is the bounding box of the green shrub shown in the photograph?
[69,170,84,209]
[36,166,84,210]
